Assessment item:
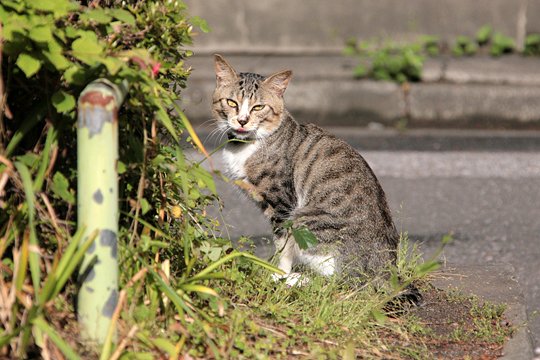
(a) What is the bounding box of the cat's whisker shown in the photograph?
[200,118,219,128]
[203,126,220,144]
[205,124,226,145]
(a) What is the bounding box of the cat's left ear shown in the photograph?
[263,70,292,97]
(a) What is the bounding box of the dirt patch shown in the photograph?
[405,284,513,359]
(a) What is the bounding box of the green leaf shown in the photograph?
[416,260,440,276]
[117,160,127,174]
[43,39,71,70]
[490,32,515,56]
[180,284,218,297]
[146,337,177,357]
[51,91,76,114]
[207,247,221,262]
[342,45,357,56]
[191,16,210,33]
[64,65,86,85]
[371,309,387,324]
[52,230,96,300]
[29,26,53,43]
[65,26,84,39]
[190,251,284,282]
[441,233,453,245]
[16,153,39,168]
[71,32,103,64]
[109,8,136,26]
[525,34,540,55]
[140,198,151,215]
[292,226,318,250]
[190,164,216,195]
[80,8,112,24]
[155,104,178,142]
[100,57,124,75]
[38,228,86,304]
[50,171,75,204]
[32,317,82,360]
[1,1,24,12]
[14,162,41,293]
[353,63,368,78]
[28,0,78,16]
[476,25,493,45]
[16,53,41,78]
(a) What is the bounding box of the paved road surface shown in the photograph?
[191,128,540,347]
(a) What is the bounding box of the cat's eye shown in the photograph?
[251,104,265,111]
[226,99,238,108]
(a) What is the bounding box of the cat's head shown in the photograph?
[212,54,292,141]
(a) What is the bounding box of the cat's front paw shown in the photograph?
[271,272,309,287]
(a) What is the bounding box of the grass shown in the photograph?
[212,266,426,359]
[0,222,513,359]
[143,233,509,359]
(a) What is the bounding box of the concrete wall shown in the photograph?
[185,0,535,54]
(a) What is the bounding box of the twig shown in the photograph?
[40,334,51,360]
[128,126,148,246]
[101,267,148,359]
[40,193,62,240]
[109,325,138,360]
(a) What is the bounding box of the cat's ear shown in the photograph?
[263,70,292,97]
[214,54,237,85]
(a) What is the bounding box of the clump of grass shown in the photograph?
[203,233,439,359]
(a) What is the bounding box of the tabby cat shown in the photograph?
[212,54,399,286]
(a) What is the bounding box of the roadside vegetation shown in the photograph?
[0,1,512,358]
[345,25,540,83]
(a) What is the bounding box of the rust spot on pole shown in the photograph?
[80,91,115,107]
[78,90,119,137]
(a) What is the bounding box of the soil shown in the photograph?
[404,284,513,359]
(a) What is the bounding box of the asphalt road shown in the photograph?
[192,128,540,347]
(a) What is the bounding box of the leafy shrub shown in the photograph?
[0,0,267,357]
[490,32,515,56]
[475,25,493,46]
[345,39,430,83]
[524,33,540,56]
[346,24,535,82]
[452,35,479,56]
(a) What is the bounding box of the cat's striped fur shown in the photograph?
[212,55,399,284]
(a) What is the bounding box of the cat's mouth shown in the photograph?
[227,128,255,141]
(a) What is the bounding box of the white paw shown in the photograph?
[271,272,310,287]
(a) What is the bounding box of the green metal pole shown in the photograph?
[77,79,127,345]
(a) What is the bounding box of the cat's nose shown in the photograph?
[238,118,249,126]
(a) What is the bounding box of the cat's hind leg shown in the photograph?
[297,252,336,277]
[271,233,307,286]
[291,206,339,277]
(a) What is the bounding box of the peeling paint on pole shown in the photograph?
[77,79,127,345]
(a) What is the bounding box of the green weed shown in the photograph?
[524,34,540,55]
[345,39,428,83]
[346,24,537,83]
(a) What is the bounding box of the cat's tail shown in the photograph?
[384,283,423,314]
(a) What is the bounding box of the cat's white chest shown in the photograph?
[222,142,259,179]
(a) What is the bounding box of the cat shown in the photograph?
[212,54,401,288]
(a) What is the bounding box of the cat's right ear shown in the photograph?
[214,54,237,85]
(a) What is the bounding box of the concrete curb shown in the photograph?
[431,263,533,360]
[181,54,540,128]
